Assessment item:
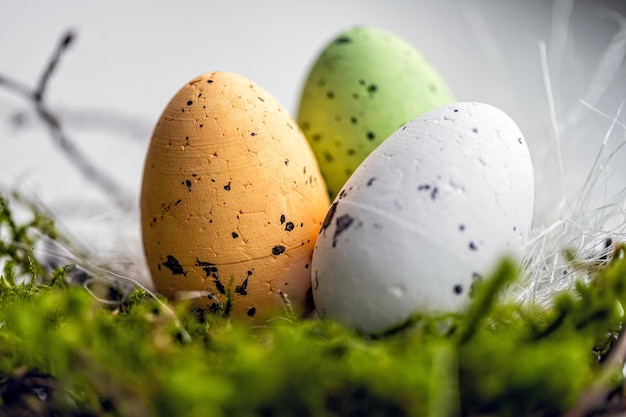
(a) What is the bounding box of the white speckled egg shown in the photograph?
[311,102,534,334]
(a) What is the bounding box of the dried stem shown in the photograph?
[0,29,133,208]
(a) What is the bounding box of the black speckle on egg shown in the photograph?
[231,232,239,239]
[162,255,186,276]
[305,263,309,269]
[350,116,358,124]
[459,224,466,232]
[312,134,321,142]
[284,159,289,166]
[214,278,226,295]
[251,132,256,137]
[367,84,377,93]
[207,79,214,84]
[453,109,459,112]
[335,36,351,44]
[326,91,335,99]
[324,152,334,163]
[195,258,218,278]
[359,80,366,86]
[453,284,463,295]
[285,222,295,232]
[469,241,478,251]
[235,277,248,296]
[332,214,355,247]
[224,182,231,191]
[247,307,256,317]
[366,131,375,141]
[418,184,431,191]
[187,100,193,106]
[347,148,356,156]
[272,245,286,255]
[366,177,376,186]
[430,187,439,200]
[320,202,338,234]
[280,214,285,224]
[472,127,478,133]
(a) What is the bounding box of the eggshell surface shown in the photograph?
[312,102,534,334]
[141,71,330,322]
[297,26,455,198]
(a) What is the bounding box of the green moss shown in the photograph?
[1,193,626,416]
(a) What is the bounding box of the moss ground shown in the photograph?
[1,194,625,417]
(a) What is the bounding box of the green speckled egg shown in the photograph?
[297,26,455,197]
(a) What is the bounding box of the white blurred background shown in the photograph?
[0,0,625,288]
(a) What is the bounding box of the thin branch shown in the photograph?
[0,29,133,208]
[33,31,75,103]
[0,74,31,97]
[9,107,152,142]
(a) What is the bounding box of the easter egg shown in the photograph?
[311,102,534,334]
[297,26,455,198]
[140,71,330,322]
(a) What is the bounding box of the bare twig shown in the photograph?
[33,31,75,103]
[9,107,151,141]
[0,74,31,97]
[0,29,133,208]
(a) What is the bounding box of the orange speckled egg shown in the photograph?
[140,71,330,322]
